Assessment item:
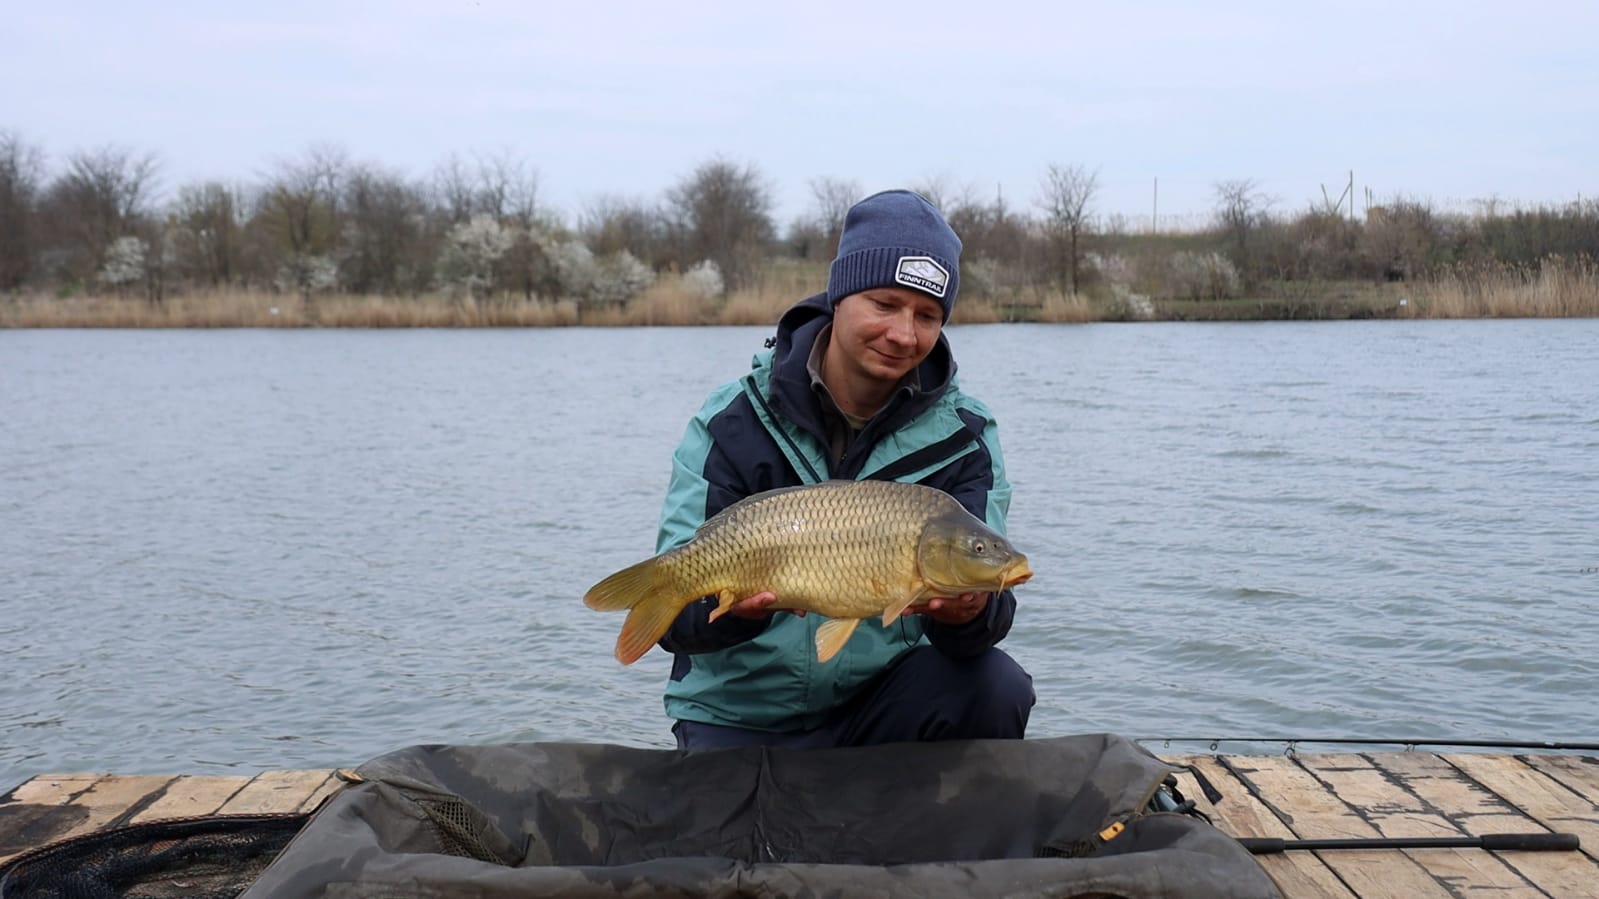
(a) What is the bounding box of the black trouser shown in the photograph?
[672,646,1035,751]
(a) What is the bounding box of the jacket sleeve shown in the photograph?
[923,409,1018,658]
[654,394,773,654]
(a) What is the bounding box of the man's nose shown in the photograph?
[886,309,917,343]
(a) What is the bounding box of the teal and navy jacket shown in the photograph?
[658,294,1017,733]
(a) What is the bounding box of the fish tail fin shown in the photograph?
[584,557,664,611]
[584,558,686,665]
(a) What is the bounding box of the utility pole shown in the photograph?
[1152,177,1159,233]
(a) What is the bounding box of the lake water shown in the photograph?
[3,320,1596,785]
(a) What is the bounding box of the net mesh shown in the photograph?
[0,813,308,899]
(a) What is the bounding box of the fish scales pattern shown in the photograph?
[680,481,943,619]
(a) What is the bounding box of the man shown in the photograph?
[655,189,1033,750]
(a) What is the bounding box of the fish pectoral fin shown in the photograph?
[879,587,930,626]
[814,617,861,663]
[706,589,739,623]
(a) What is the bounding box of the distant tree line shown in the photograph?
[2,129,1595,311]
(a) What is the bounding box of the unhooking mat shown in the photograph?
[239,733,1279,898]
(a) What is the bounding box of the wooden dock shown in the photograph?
[3,752,1597,896]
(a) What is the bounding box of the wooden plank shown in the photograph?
[298,770,344,812]
[128,774,253,823]
[1519,755,1599,805]
[1173,756,1357,898]
[1446,753,1599,865]
[4,774,102,805]
[0,775,174,865]
[1295,753,1539,894]
[1226,754,1456,898]
[1374,752,1599,898]
[0,775,103,864]
[217,769,337,815]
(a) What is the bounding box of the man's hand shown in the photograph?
[908,591,989,626]
[722,592,806,621]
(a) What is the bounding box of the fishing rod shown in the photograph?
[1239,832,1581,855]
[1137,737,1599,753]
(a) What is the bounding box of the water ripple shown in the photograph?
[3,321,1597,784]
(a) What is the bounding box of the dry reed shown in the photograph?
[5,258,1595,328]
[1402,256,1599,318]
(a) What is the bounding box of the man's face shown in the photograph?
[831,287,944,383]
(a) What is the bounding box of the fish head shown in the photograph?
[917,509,1033,595]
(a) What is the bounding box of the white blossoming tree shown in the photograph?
[436,213,513,302]
[99,236,148,292]
[681,260,723,300]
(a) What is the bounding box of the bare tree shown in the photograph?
[475,149,540,225]
[42,144,160,284]
[432,153,478,224]
[582,194,665,263]
[260,143,348,314]
[1213,178,1273,281]
[0,130,45,291]
[910,175,978,215]
[665,158,774,293]
[809,176,862,256]
[170,181,245,288]
[1037,163,1099,293]
[340,162,428,295]
[479,150,545,302]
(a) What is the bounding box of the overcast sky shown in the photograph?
[7,0,1596,230]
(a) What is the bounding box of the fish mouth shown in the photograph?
[1000,560,1034,589]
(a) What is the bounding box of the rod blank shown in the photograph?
[1239,832,1580,854]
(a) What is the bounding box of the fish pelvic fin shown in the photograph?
[584,557,682,665]
[814,617,861,663]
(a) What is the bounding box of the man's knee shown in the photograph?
[965,649,1034,706]
[900,647,1034,738]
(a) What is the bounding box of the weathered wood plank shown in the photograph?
[0,775,103,864]
[1372,752,1599,898]
[1519,755,1599,805]
[217,769,337,815]
[0,775,174,865]
[128,774,253,824]
[1446,753,1599,865]
[1294,753,1540,894]
[1226,754,1456,898]
[299,770,344,812]
[1173,756,1357,898]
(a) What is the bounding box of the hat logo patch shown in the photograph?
[894,256,949,298]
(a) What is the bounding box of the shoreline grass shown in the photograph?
[5,262,1596,328]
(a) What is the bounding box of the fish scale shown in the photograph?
[584,480,1033,665]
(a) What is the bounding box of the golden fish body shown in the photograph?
[584,480,1033,665]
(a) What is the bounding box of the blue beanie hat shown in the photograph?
[826,189,962,320]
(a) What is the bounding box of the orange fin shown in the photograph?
[706,589,738,623]
[585,557,687,665]
[615,597,685,665]
[814,617,861,663]
[584,558,659,611]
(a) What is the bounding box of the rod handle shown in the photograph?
[1480,832,1581,852]
[1238,838,1284,854]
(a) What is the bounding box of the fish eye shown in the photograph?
[973,540,985,554]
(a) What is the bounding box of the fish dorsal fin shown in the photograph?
[879,585,930,626]
[814,617,861,663]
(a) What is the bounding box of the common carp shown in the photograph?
[584,480,1033,665]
